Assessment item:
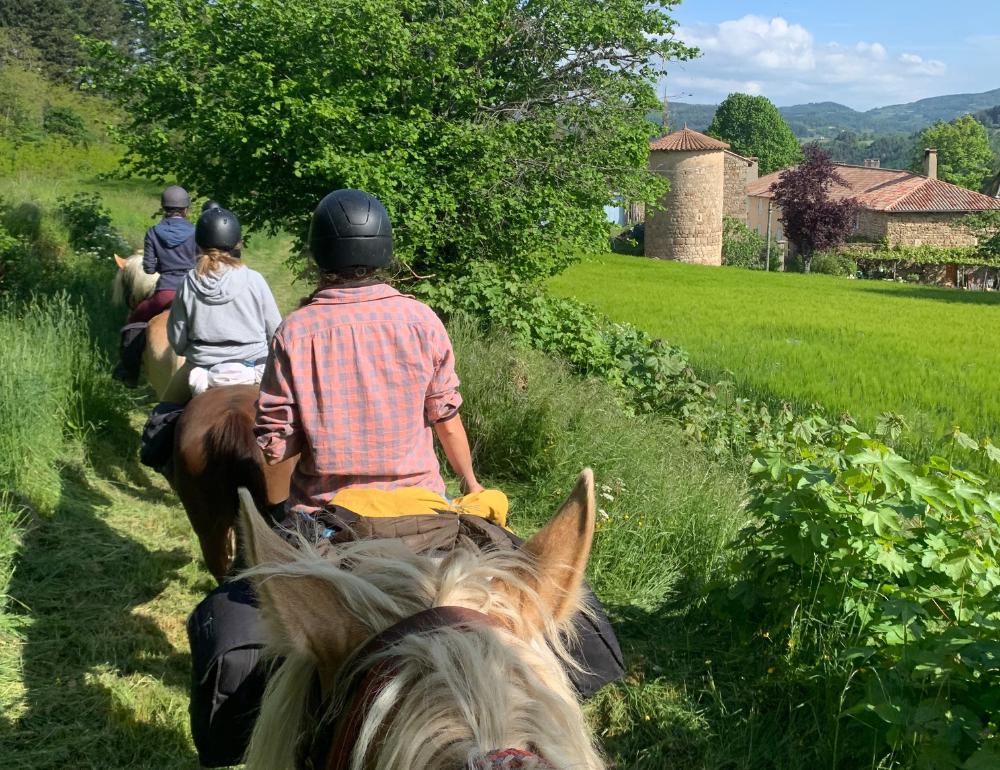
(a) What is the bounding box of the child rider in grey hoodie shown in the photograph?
[160,208,281,404]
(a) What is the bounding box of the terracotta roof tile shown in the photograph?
[650,127,729,152]
[747,164,1000,213]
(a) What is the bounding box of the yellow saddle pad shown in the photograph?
[331,487,509,529]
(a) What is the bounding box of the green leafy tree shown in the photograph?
[90,0,695,285]
[705,93,802,175]
[910,116,995,190]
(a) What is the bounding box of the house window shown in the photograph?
[757,224,762,235]
[758,199,763,216]
[855,212,861,230]
[777,228,783,241]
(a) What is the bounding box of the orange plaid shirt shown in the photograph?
[254,285,462,513]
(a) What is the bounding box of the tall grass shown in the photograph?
[449,316,748,608]
[550,253,1000,453]
[0,294,126,511]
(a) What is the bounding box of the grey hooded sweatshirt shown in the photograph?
[167,265,282,367]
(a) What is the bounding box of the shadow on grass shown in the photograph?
[590,600,879,770]
[859,284,1000,305]
[0,464,200,769]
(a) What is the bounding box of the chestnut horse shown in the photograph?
[173,384,296,581]
[236,469,604,770]
[111,253,185,399]
[113,255,296,580]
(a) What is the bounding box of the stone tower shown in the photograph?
[645,127,729,266]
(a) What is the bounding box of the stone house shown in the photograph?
[746,152,1000,251]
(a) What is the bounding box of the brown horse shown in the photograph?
[112,253,185,399]
[172,384,296,581]
[236,469,603,770]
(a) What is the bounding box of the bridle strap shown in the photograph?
[303,606,502,770]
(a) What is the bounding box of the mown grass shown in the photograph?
[549,253,1000,452]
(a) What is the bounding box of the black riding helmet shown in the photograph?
[195,208,242,252]
[308,189,392,272]
[201,200,222,212]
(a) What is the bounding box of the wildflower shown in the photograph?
[860,668,867,674]
[762,632,770,639]
[644,715,650,721]
[788,640,795,648]
[598,509,609,520]
[767,668,774,674]
[625,515,630,519]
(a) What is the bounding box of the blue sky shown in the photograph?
[664,0,1000,110]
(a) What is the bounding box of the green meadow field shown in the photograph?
[550,253,1000,449]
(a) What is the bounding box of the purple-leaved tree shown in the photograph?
[771,144,860,273]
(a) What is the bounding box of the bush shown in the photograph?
[710,417,1000,767]
[43,106,90,147]
[722,217,766,269]
[56,193,130,260]
[810,252,857,276]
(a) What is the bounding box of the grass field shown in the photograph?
[549,253,1000,450]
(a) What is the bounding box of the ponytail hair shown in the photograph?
[196,245,243,276]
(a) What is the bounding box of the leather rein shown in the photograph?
[298,606,505,770]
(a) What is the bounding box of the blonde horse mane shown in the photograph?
[240,492,604,770]
[112,252,158,309]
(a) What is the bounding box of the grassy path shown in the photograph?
[0,408,208,769]
[550,253,1000,448]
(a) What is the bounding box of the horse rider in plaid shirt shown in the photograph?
[254,190,486,516]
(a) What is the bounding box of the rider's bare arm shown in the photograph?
[434,413,484,496]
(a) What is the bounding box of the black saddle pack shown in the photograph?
[187,508,625,768]
[139,401,185,471]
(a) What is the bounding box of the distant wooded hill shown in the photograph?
[657,88,1000,139]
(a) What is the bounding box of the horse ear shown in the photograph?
[114,254,128,269]
[504,469,596,629]
[237,489,369,688]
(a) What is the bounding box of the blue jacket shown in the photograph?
[143,216,198,292]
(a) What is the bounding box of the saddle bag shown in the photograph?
[187,510,624,768]
[139,402,185,471]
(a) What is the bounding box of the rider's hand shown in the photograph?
[461,478,485,496]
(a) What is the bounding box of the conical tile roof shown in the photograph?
[650,127,730,152]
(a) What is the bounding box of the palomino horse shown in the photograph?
[236,469,604,770]
[111,253,185,399]
[173,384,295,581]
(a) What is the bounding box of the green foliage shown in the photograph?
[0,0,137,81]
[840,242,994,267]
[91,0,695,284]
[910,116,996,191]
[706,93,803,175]
[960,211,1000,259]
[710,417,1000,767]
[809,252,857,277]
[56,192,129,260]
[722,217,767,269]
[42,106,90,146]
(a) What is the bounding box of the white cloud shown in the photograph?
[666,15,947,109]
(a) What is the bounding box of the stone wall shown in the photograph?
[884,212,978,248]
[723,152,758,220]
[828,210,977,248]
[646,149,725,265]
